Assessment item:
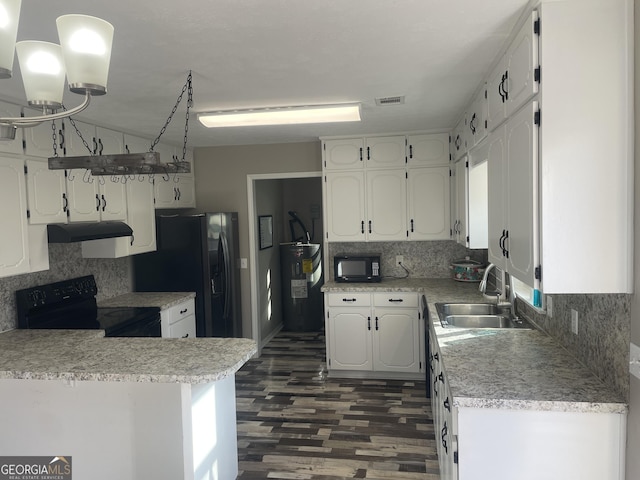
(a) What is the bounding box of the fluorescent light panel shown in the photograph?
[198,103,361,128]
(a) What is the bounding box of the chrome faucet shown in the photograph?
[479,263,495,295]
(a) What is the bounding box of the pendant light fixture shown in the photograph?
[0,0,114,141]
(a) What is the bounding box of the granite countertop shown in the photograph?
[0,329,256,385]
[322,277,627,414]
[98,292,196,310]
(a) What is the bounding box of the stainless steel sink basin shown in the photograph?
[435,302,533,329]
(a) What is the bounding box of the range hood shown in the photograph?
[47,221,133,243]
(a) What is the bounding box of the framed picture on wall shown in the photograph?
[258,215,273,250]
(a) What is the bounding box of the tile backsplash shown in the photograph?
[0,244,131,333]
[327,241,487,280]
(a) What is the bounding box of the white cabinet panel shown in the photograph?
[0,156,30,277]
[327,308,373,370]
[25,159,67,225]
[505,11,539,117]
[365,136,406,168]
[323,138,364,170]
[324,171,366,241]
[406,133,449,166]
[373,308,420,373]
[366,169,406,241]
[487,127,507,270]
[407,166,450,241]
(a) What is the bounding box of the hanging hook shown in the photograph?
[83,169,94,184]
[67,169,75,182]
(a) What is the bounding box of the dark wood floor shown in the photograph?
[235,331,440,479]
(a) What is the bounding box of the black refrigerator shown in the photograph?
[132,213,242,338]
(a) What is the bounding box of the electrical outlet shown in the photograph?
[240,258,248,269]
[571,309,579,335]
[396,255,404,265]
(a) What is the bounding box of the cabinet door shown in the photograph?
[25,159,67,224]
[373,308,420,373]
[96,127,125,155]
[323,138,364,170]
[66,170,101,222]
[365,136,406,168]
[506,11,539,117]
[169,315,196,338]
[407,166,450,240]
[328,308,372,370]
[486,56,508,132]
[23,117,57,158]
[154,177,179,209]
[324,171,366,241]
[63,120,96,156]
[366,169,406,241]
[174,175,196,208]
[486,128,507,269]
[406,133,449,166]
[98,179,127,221]
[0,101,23,155]
[0,156,30,277]
[467,86,488,147]
[452,116,468,161]
[127,177,156,255]
[454,159,468,246]
[505,102,539,288]
[467,150,489,250]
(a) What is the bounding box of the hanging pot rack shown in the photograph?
[48,71,193,177]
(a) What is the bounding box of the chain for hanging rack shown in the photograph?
[149,70,193,163]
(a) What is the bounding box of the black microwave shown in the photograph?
[334,254,381,283]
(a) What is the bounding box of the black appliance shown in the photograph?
[334,253,381,283]
[16,275,161,337]
[132,213,241,338]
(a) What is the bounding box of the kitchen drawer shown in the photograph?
[169,314,196,338]
[327,292,371,307]
[165,299,195,325]
[373,292,418,308]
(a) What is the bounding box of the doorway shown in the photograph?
[247,172,323,355]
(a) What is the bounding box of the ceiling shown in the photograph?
[2,0,532,148]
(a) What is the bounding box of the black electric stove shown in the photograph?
[16,276,161,337]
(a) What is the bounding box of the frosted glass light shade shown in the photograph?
[0,0,21,79]
[56,14,113,96]
[15,41,65,107]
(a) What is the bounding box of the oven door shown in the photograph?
[106,315,161,337]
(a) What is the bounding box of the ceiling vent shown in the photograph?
[375,96,405,106]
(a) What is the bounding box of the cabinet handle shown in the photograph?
[503,70,509,100]
[361,220,365,234]
[95,194,100,211]
[342,298,357,302]
[433,352,439,361]
[470,113,477,134]
[182,333,189,338]
[367,316,371,331]
[62,193,68,212]
[444,396,451,412]
[130,234,135,246]
[438,372,445,384]
[180,308,188,314]
[441,422,449,453]
[410,219,414,232]
[92,137,98,154]
[174,187,178,201]
[433,377,439,397]
[504,230,510,258]
[375,316,379,330]
[101,194,106,211]
[367,146,370,160]
[359,147,363,161]
[176,187,181,201]
[368,220,372,233]
[98,138,104,155]
[409,145,413,159]
[388,298,404,303]
[58,127,65,154]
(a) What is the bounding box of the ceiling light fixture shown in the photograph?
[0,0,114,141]
[198,103,361,128]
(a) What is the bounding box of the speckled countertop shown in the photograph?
[97,292,196,310]
[322,277,627,414]
[0,329,256,385]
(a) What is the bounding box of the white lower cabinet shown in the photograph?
[325,292,422,376]
[430,322,626,480]
[161,299,196,338]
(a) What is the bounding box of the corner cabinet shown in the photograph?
[322,133,450,243]
[324,292,423,378]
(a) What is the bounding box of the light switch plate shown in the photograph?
[630,343,640,380]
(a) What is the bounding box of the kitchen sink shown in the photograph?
[435,302,533,329]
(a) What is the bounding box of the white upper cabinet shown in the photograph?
[487,126,507,270]
[407,166,450,241]
[467,86,488,148]
[451,114,468,161]
[323,138,364,170]
[453,158,468,246]
[486,11,539,132]
[366,169,406,241]
[406,133,449,166]
[25,159,67,225]
[0,101,23,156]
[95,127,125,156]
[467,142,489,250]
[153,143,196,209]
[365,136,406,168]
[0,156,30,277]
[324,171,366,242]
